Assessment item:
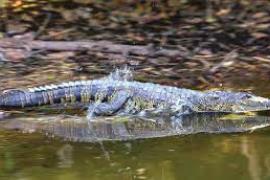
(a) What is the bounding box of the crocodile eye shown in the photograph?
[242,93,252,99]
[211,95,219,100]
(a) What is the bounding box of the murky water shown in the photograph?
[1,126,270,180]
[1,0,270,179]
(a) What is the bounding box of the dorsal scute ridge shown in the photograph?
[106,67,134,81]
[26,67,134,93]
[27,80,93,93]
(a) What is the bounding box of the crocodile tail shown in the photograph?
[0,89,30,108]
[0,89,51,108]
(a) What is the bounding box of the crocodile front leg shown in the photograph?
[87,90,131,119]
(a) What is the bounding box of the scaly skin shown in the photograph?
[0,79,270,116]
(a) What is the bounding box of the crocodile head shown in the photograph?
[197,91,270,113]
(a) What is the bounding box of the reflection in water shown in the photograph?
[241,136,261,180]
[0,121,270,179]
[241,135,270,180]
[1,115,270,179]
[57,144,74,168]
[0,112,269,142]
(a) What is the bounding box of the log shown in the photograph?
[0,38,187,61]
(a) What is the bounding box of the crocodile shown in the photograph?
[1,112,269,141]
[0,72,270,118]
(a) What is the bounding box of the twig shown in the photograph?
[34,12,52,39]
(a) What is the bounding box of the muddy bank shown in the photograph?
[0,0,269,94]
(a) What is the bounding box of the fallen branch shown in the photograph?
[0,38,188,61]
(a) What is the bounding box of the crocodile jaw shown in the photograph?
[196,91,270,113]
[232,96,270,112]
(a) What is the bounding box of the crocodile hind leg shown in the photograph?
[87,91,131,119]
[176,104,194,115]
